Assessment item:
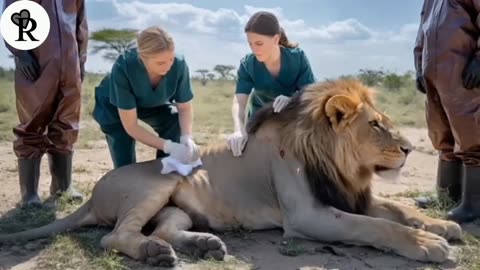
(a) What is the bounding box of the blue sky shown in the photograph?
[0,0,423,79]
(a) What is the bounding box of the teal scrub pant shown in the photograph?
[99,105,180,169]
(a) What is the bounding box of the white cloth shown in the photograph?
[160,156,202,176]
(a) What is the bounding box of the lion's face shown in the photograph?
[350,103,413,176]
[322,86,413,179]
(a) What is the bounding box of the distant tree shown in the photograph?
[90,28,138,61]
[383,72,405,91]
[337,74,356,81]
[196,69,209,86]
[213,65,235,80]
[357,69,385,86]
[207,73,215,81]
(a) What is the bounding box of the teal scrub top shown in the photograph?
[93,48,193,126]
[235,46,316,117]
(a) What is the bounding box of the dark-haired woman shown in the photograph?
[227,11,316,156]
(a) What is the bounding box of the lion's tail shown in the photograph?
[0,200,96,243]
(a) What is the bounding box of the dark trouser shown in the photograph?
[100,105,181,169]
[423,72,480,166]
[419,65,480,222]
[13,64,82,159]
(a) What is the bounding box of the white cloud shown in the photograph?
[0,1,420,79]
[105,2,375,43]
[111,1,244,36]
[290,18,373,42]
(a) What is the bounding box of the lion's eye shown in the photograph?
[369,120,380,129]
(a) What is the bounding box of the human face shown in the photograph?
[141,48,175,76]
[246,32,279,62]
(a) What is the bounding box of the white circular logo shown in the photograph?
[0,0,50,50]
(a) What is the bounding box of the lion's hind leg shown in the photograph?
[151,206,227,261]
[99,201,178,267]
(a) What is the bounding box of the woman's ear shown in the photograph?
[273,34,280,45]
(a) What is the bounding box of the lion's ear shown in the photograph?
[325,94,360,130]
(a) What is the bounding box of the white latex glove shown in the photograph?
[226,130,248,157]
[272,95,292,113]
[180,134,201,161]
[163,140,192,164]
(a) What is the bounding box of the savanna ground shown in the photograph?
[0,70,479,270]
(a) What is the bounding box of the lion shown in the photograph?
[0,79,462,267]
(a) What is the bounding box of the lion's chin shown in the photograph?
[374,165,401,180]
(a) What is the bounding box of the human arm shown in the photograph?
[3,0,39,81]
[76,0,89,82]
[227,60,253,156]
[413,5,426,93]
[173,58,200,160]
[273,50,316,113]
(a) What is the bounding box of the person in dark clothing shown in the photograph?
[413,0,480,223]
[4,0,88,207]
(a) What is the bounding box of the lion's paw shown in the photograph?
[189,234,227,260]
[140,237,177,267]
[406,216,463,242]
[396,228,451,263]
[424,219,463,241]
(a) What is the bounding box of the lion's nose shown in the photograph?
[400,146,412,156]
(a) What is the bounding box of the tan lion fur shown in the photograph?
[0,79,463,267]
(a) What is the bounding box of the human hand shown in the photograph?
[226,130,248,157]
[462,57,480,90]
[164,140,192,164]
[273,95,291,113]
[180,134,200,161]
[14,51,39,81]
[416,75,426,94]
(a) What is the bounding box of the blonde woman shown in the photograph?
[93,26,199,168]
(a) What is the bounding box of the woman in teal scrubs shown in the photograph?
[93,26,199,168]
[227,11,316,156]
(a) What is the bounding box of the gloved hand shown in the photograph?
[163,140,192,164]
[272,95,291,113]
[80,62,85,82]
[226,129,248,157]
[415,75,426,94]
[180,134,200,161]
[14,51,40,81]
[462,57,480,90]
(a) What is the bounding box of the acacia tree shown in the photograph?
[90,28,138,61]
[357,68,385,86]
[196,69,209,86]
[213,65,236,80]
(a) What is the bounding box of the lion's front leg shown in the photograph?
[367,195,462,241]
[285,206,452,263]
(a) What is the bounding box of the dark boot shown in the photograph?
[48,153,84,202]
[18,158,42,207]
[447,165,480,223]
[415,159,462,208]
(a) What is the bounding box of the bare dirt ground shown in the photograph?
[0,127,479,270]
